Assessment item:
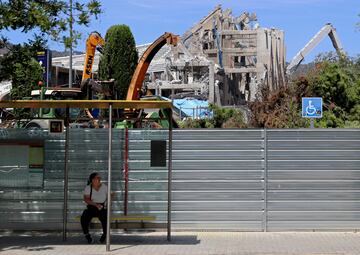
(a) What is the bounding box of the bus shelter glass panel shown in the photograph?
[0,128,64,230]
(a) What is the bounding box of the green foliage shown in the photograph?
[179,104,246,128]
[11,59,43,98]
[0,39,44,99]
[98,25,138,99]
[316,110,345,128]
[0,0,102,116]
[179,118,206,128]
[0,0,102,48]
[305,55,360,128]
[0,38,44,118]
[344,120,360,128]
[208,104,247,128]
[349,104,360,121]
[309,63,359,111]
[251,52,360,129]
[0,0,64,32]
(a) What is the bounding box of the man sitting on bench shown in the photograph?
[81,172,108,244]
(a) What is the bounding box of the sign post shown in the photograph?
[37,50,52,87]
[302,97,323,128]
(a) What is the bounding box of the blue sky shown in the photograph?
[2,0,359,62]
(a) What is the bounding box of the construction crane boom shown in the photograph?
[286,23,345,74]
[126,32,179,101]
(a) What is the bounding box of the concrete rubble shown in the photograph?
[141,5,286,106]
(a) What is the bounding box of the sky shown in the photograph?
[1,0,360,63]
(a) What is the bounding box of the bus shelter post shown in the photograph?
[106,103,113,251]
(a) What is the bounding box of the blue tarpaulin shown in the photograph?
[172,98,212,119]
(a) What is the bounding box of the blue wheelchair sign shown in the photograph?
[302,97,322,118]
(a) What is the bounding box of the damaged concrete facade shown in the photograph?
[141,42,214,102]
[145,5,286,105]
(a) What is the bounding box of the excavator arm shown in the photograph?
[82,31,105,81]
[286,23,345,75]
[80,31,105,121]
[126,32,179,101]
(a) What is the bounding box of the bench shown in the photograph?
[75,215,156,228]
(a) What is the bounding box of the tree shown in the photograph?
[306,55,360,128]
[0,37,44,99]
[98,25,138,99]
[0,0,102,107]
[249,51,360,129]
[0,0,102,48]
[0,37,45,118]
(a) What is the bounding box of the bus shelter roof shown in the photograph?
[0,100,173,109]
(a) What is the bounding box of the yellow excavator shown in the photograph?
[82,31,105,81]
[77,31,179,128]
[22,32,107,128]
[79,31,179,128]
[80,31,112,101]
[82,31,179,104]
[80,31,113,122]
[23,32,179,129]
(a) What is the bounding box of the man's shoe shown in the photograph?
[99,234,106,244]
[85,234,93,244]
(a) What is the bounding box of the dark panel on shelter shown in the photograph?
[151,140,166,167]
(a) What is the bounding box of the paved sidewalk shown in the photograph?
[1,231,360,255]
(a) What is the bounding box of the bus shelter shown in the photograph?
[0,99,173,252]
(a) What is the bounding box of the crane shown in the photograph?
[286,23,345,75]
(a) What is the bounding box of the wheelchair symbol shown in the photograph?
[305,100,317,116]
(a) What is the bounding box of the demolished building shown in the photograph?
[143,5,286,106]
[50,5,286,107]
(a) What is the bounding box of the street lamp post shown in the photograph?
[69,0,73,88]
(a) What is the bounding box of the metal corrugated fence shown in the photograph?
[266,129,360,231]
[0,128,360,231]
[170,129,264,231]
